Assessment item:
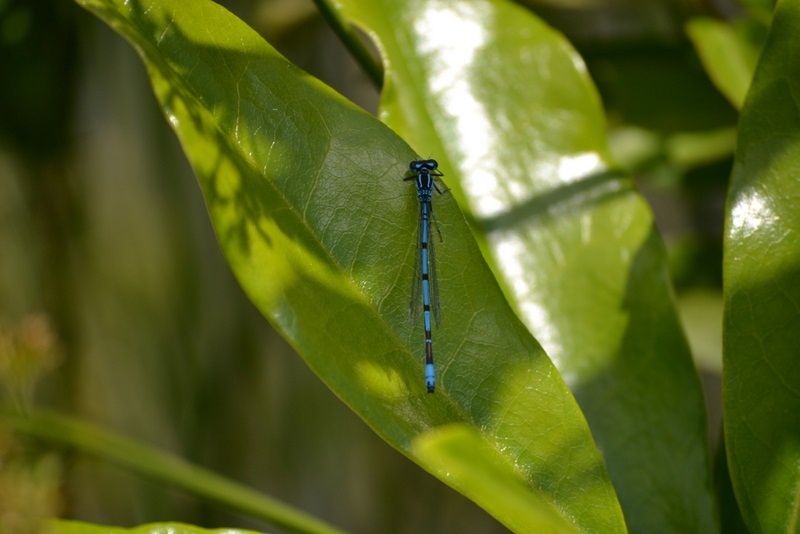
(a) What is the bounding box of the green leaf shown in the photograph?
[6,409,340,534]
[330,0,714,531]
[412,424,582,533]
[687,17,768,110]
[724,1,800,532]
[739,0,777,18]
[49,519,263,534]
[75,0,621,531]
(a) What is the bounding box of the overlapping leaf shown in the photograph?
[329,0,715,531]
[76,0,624,531]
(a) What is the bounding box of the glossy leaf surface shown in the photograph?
[724,1,800,532]
[75,0,622,531]
[331,0,714,531]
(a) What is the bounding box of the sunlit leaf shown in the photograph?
[75,0,622,531]
[330,0,715,531]
[724,1,800,532]
[413,424,582,533]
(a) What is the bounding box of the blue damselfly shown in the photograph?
[405,159,445,393]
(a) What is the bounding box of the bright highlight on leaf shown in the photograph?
[724,2,800,533]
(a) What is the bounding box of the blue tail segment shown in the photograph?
[405,159,444,394]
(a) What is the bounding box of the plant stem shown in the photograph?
[4,409,346,534]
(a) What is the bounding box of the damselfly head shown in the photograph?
[410,159,439,172]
